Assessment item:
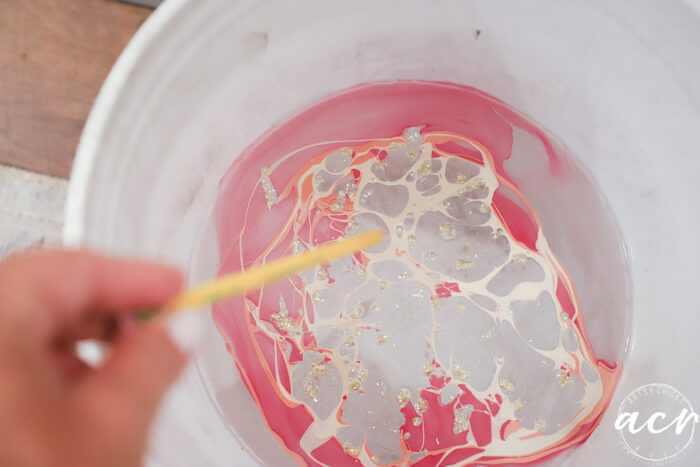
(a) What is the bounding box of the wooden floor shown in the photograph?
[0,0,151,179]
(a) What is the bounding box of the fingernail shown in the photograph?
[166,310,205,354]
[76,340,110,367]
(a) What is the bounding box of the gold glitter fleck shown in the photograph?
[396,388,411,407]
[423,363,433,375]
[350,365,368,381]
[452,365,470,381]
[557,373,573,387]
[407,234,416,243]
[453,404,474,434]
[303,378,319,402]
[412,417,423,427]
[330,198,346,211]
[455,174,467,184]
[467,177,485,189]
[403,432,411,440]
[495,356,505,365]
[292,239,304,255]
[343,443,360,457]
[415,399,428,414]
[379,280,388,291]
[398,271,409,280]
[312,290,322,303]
[317,270,328,280]
[270,296,301,334]
[349,303,365,319]
[340,147,353,156]
[395,225,404,236]
[313,363,326,376]
[456,259,473,271]
[535,419,547,433]
[375,158,387,169]
[404,127,423,143]
[426,251,436,260]
[499,378,514,392]
[377,334,388,344]
[417,161,431,176]
[513,252,527,263]
[271,313,301,334]
[514,400,524,411]
[349,378,362,391]
[261,167,278,209]
[439,223,456,240]
[481,329,493,340]
[478,202,489,213]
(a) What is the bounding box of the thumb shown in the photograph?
[81,323,187,432]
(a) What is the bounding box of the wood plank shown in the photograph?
[0,0,151,179]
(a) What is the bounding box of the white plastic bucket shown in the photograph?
[65,1,700,465]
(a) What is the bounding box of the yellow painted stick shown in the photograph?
[163,230,383,313]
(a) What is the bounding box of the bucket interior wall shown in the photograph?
[64,1,700,465]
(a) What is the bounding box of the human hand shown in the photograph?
[0,250,187,467]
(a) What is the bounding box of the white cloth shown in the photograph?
[0,164,67,259]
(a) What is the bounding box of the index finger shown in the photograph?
[0,250,182,330]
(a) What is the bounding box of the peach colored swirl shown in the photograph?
[212,124,621,466]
